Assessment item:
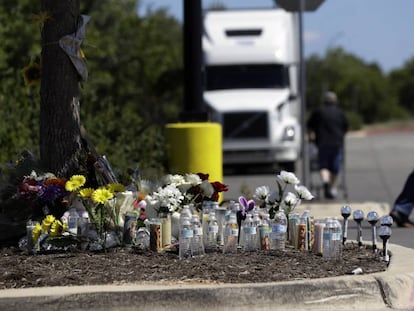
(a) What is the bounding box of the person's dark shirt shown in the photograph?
[308,103,348,147]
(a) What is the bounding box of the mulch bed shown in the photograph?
[0,243,388,289]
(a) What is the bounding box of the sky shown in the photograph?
[139,0,414,73]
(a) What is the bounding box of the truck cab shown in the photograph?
[203,9,301,172]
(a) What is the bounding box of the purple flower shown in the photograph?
[38,184,67,202]
[238,196,255,217]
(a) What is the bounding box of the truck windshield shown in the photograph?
[205,64,289,90]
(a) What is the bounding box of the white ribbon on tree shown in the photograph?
[59,15,90,82]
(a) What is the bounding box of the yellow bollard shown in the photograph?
[165,122,223,192]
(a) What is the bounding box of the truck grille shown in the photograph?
[223,111,268,139]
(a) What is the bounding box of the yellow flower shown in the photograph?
[21,62,41,86]
[107,183,126,193]
[79,187,94,198]
[50,220,67,237]
[92,188,114,204]
[32,223,42,243]
[41,215,56,233]
[65,175,86,191]
[30,11,52,28]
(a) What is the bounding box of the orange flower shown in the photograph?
[44,178,67,188]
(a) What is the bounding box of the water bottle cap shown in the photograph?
[182,219,191,226]
[232,203,240,211]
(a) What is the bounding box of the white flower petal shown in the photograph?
[253,185,270,201]
[185,173,202,185]
[295,184,314,200]
[278,170,300,185]
[200,180,214,197]
[284,192,299,207]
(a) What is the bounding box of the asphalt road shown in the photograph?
[223,130,414,249]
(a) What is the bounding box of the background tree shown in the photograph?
[0,0,183,182]
[0,0,41,162]
[388,57,414,116]
[1,2,413,182]
[306,47,406,129]
[80,0,183,180]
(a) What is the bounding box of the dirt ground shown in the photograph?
[0,242,388,289]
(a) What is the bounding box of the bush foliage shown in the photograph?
[0,1,413,180]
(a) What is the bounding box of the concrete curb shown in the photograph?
[0,202,412,311]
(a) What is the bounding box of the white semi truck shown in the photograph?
[203,9,301,172]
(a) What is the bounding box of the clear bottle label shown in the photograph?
[181,228,193,238]
[323,232,341,241]
[243,226,257,235]
[323,232,332,240]
[272,224,287,233]
[226,227,238,236]
[193,228,202,236]
[332,232,341,241]
[208,225,218,233]
[68,216,78,234]
[259,225,270,237]
[270,232,284,240]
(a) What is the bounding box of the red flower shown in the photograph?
[211,181,228,193]
[18,178,41,194]
[211,192,219,201]
[197,173,209,181]
[23,178,37,186]
[187,185,201,195]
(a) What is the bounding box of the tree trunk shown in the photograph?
[40,0,82,177]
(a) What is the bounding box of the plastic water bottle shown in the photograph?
[205,211,218,252]
[223,213,239,254]
[201,201,212,245]
[270,209,287,250]
[252,210,262,227]
[323,217,342,260]
[242,214,257,251]
[252,211,262,248]
[179,218,193,259]
[332,217,343,258]
[227,202,238,213]
[190,214,205,257]
[323,217,334,259]
[180,205,192,223]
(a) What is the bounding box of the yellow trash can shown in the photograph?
[165,122,223,187]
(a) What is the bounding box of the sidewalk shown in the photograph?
[0,203,413,311]
[296,200,391,220]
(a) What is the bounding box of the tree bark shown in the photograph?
[40,0,82,177]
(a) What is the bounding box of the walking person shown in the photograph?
[307,91,349,199]
[390,170,414,228]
